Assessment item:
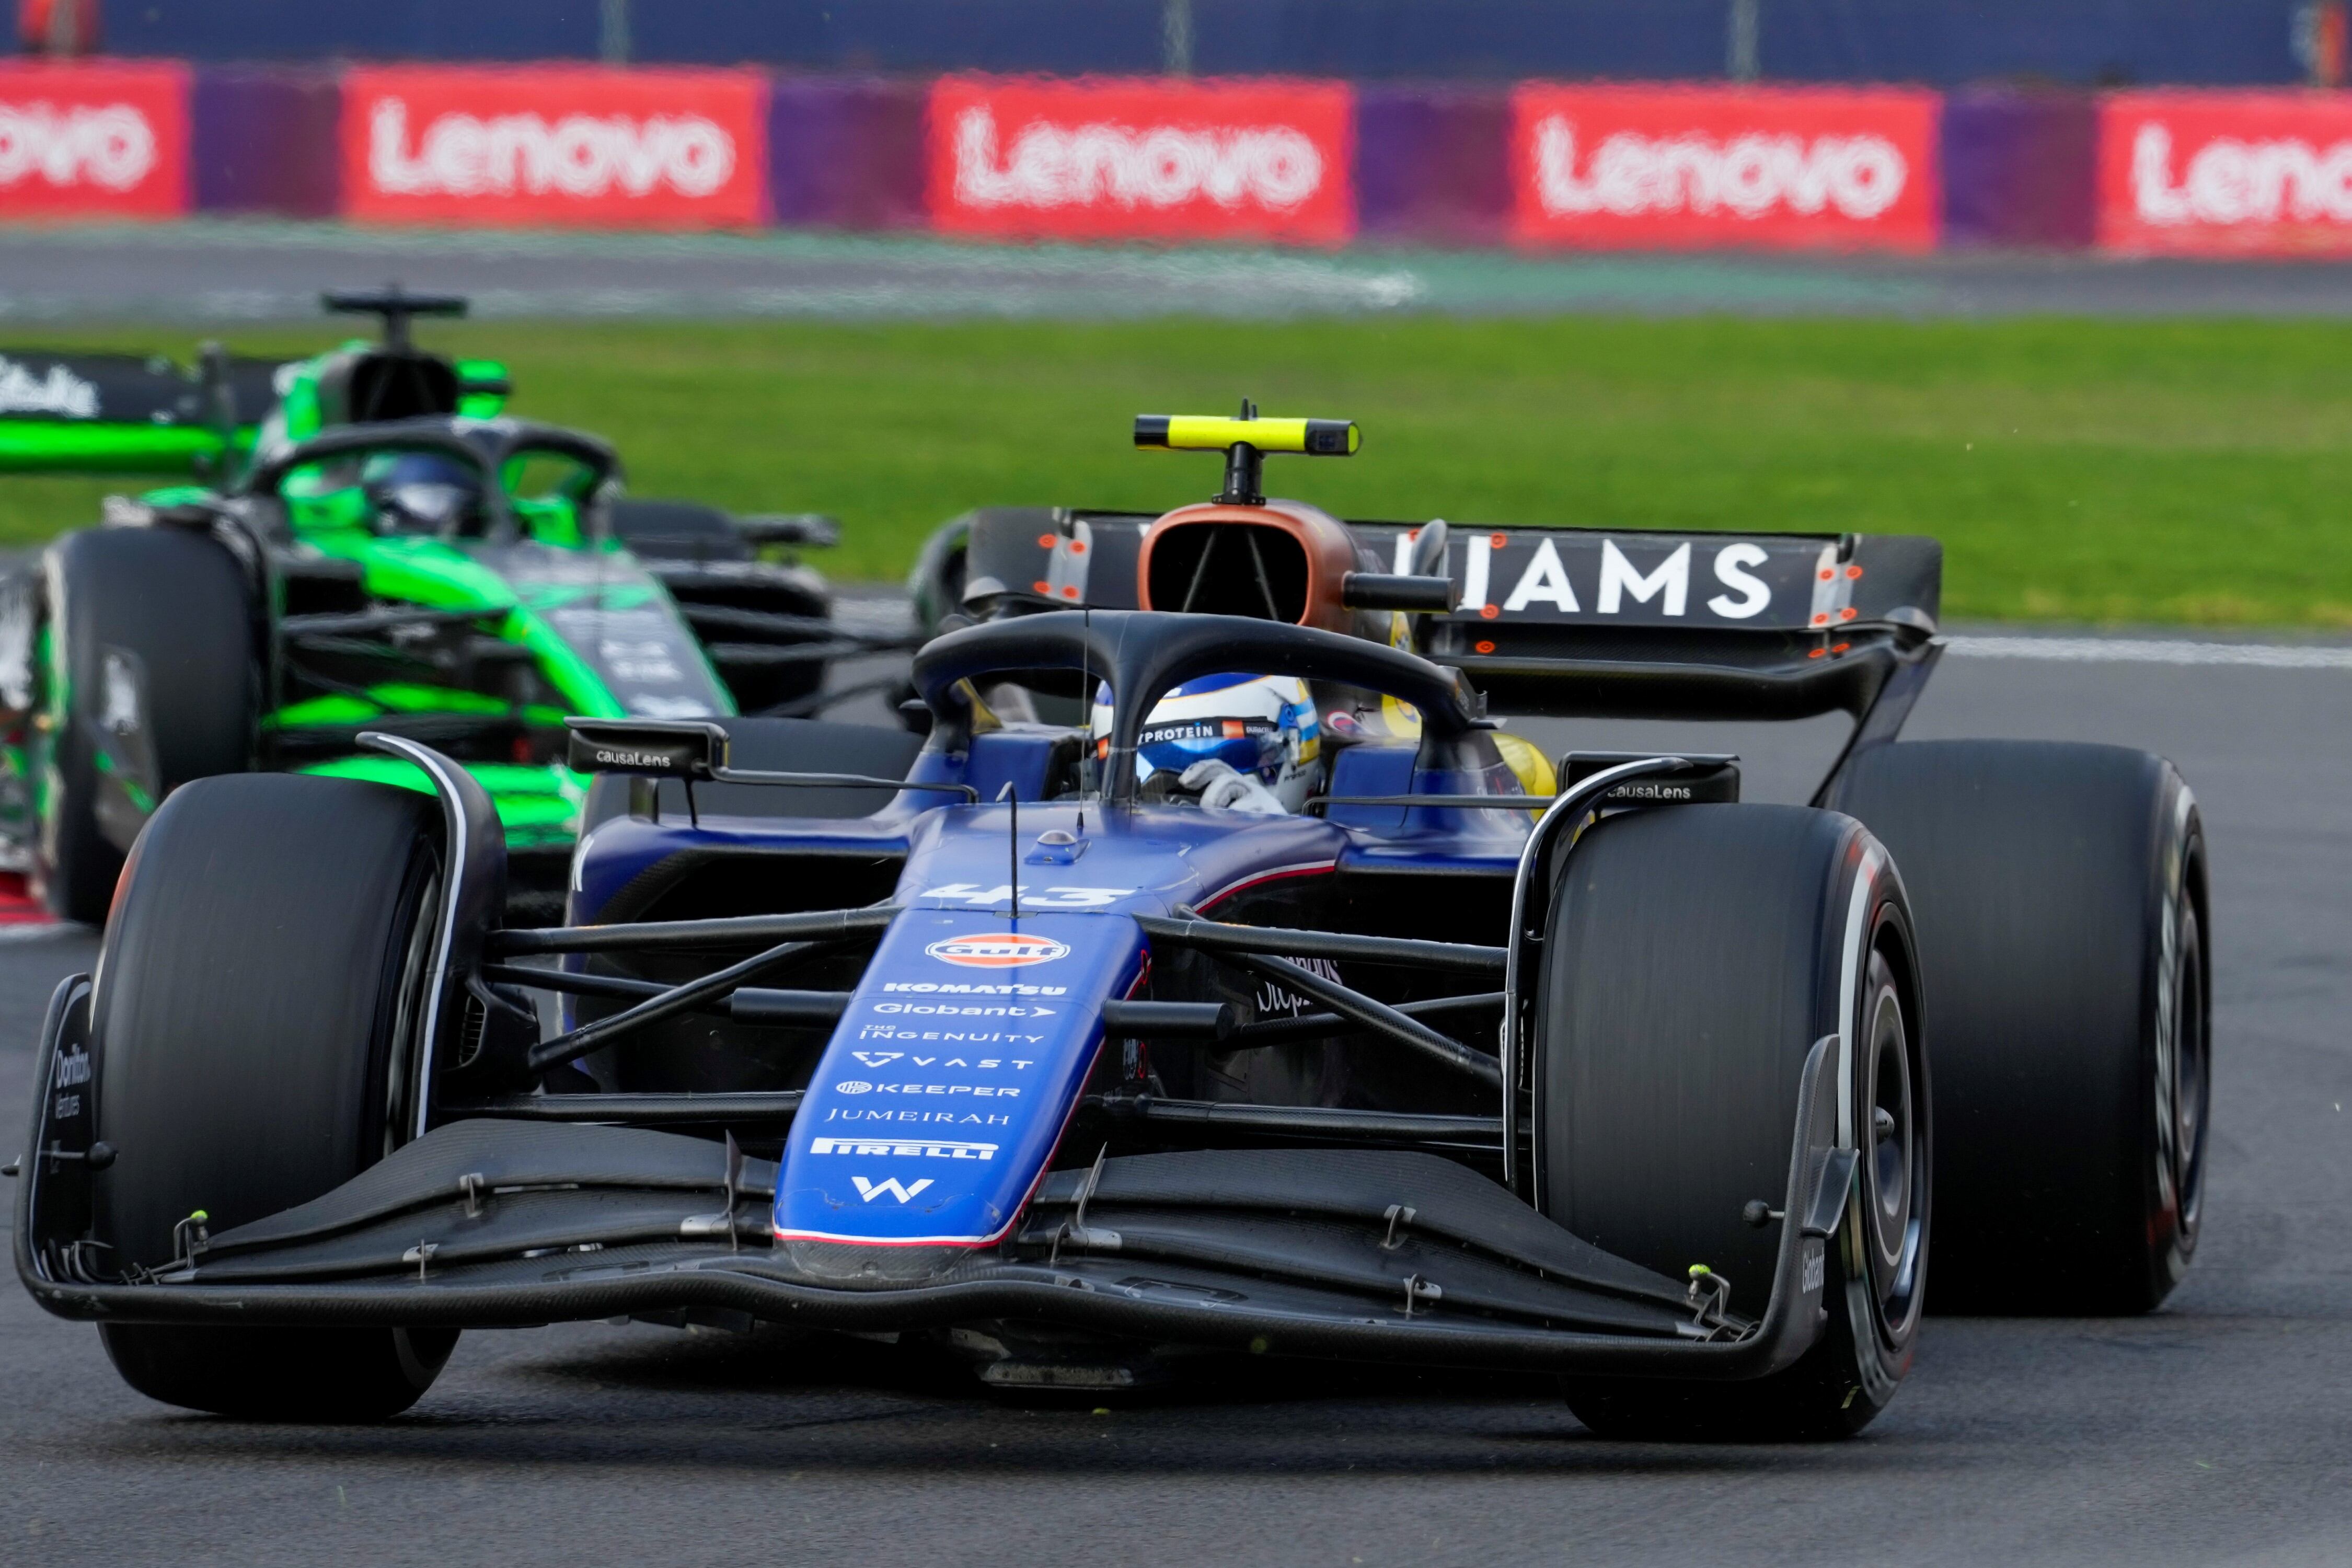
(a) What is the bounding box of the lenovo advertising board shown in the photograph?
[342,66,766,228]
[0,61,188,220]
[2099,91,2352,255]
[1509,85,1940,251]
[927,76,1354,245]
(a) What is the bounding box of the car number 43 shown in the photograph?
[920,883,1134,909]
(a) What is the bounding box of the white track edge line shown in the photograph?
[1946,636,2352,670]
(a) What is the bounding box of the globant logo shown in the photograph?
[0,102,157,191]
[2130,123,2352,226]
[366,97,735,201]
[952,106,1324,212]
[1532,116,1906,221]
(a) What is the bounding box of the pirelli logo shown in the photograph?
[808,1136,1000,1161]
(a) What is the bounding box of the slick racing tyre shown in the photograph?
[93,774,456,1420]
[1828,741,2209,1314]
[1544,804,1928,1442]
[35,527,257,925]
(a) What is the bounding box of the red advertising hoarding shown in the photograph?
[927,76,1354,245]
[2098,91,2352,255]
[1509,85,1939,251]
[342,66,766,228]
[0,61,187,219]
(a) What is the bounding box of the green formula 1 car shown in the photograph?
[0,292,894,924]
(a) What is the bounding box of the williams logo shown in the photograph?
[851,1176,934,1204]
[925,932,1070,969]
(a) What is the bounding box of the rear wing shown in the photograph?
[0,350,281,476]
[946,506,1942,724]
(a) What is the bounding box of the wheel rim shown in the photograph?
[1858,946,1927,1344]
[2168,899,2209,1243]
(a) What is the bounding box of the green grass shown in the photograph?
[12,315,2352,625]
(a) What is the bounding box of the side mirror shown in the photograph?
[563,718,729,779]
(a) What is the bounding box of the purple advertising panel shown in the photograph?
[1940,90,2096,249]
[191,68,340,217]
[768,76,928,230]
[1356,86,1511,245]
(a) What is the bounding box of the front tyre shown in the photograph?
[1542,804,1929,1441]
[34,527,258,924]
[93,773,454,1420]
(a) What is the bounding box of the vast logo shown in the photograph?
[850,1176,934,1204]
[925,932,1071,969]
[367,98,735,200]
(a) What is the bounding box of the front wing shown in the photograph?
[17,979,1855,1380]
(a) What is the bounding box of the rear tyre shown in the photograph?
[1828,740,2208,1313]
[35,527,258,924]
[1544,804,1928,1442]
[93,773,455,1420]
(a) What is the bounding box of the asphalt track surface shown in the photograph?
[17,222,2352,319]
[2,633,2349,1568]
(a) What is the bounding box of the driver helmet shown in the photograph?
[362,450,483,535]
[1092,672,1321,813]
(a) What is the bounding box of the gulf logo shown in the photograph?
[924,932,1071,968]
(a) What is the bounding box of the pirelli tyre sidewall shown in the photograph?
[1828,740,2209,1314]
[1541,803,1928,1440]
[35,527,258,925]
[91,773,455,1420]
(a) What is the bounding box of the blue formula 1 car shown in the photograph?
[13,411,2209,1441]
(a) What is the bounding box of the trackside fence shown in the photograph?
[8,60,2352,255]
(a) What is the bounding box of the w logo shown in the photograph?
[850,1176,934,1205]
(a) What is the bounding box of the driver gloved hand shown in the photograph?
[1179,759,1290,816]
